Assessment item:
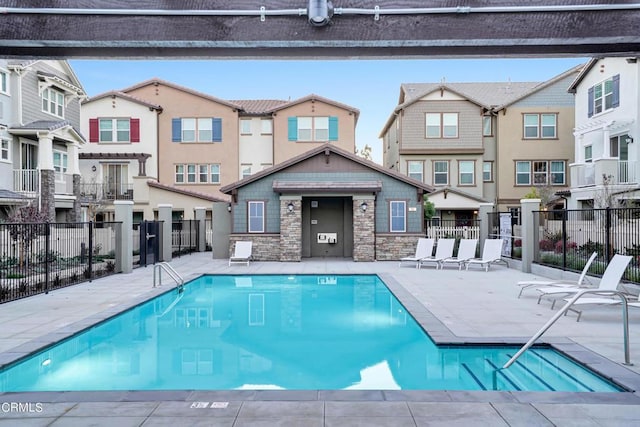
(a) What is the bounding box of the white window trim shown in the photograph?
[389,200,407,233]
[99,118,131,143]
[523,113,557,139]
[483,161,493,182]
[248,201,265,233]
[515,161,531,186]
[407,161,424,182]
[53,150,68,182]
[0,138,10,163]
[592,77,615,115]
[0,68,9,95]
[433,161,449,185]
[297,116,330,142]
[41,86,64,118]
[425,113,458,139]
[458,161,475,186]
[210,164,221,184]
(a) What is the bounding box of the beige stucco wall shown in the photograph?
[496,105,575,209]
[125,83,239,200]
[272,100,356,164]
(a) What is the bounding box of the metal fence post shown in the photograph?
[605,207,612,262]
[562,209,567,270]
[88,221,93,282]
[45,222,50,294]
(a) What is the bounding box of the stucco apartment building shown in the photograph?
[380,65,581,222]
[81,78,359,220]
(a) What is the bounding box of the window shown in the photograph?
[209,164,220,183]
[425,113,458,138]
[434,161,448,185]
[53,151,68,180]
[261,119,272,134]
[589,75,619,116]
[515,160,565,186]
[516,161,531,185]
[198,165,208,183]
[99,118,131,142]
[175,165,184,183]
[407,161,423,182]
[390,201,406,232]
[42,87,64,117]
[288,116,337,142]
[198,118,212,141]
[550,161,565,185]
[483,161,493,182]
[523,113,557,139]
[0,69,8,94]
[172,118,222,142]
[482,116,492,136]
[248,201,265,233]
[0,138,9,161]
[584,145,593,163]
[187,164,196,183]
[240,119,252,135]
[241,165,251,179]
[458,161,475,185]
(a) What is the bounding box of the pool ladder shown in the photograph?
[153,262,184,292]
[503,290,632,369]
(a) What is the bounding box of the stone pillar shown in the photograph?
[520,198,541,273]
[212,201,231,259]
[353,195,375,261]
[478,202,494,251]
[158,204,173,263]
[280,196,302,262]
[194,206,206,252]
[39,169,56,222]
[71,174,81,222]
[114,200,133,274]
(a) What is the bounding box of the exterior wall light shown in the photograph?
[287,202,295,212]
[227,203,232,212]
[308,0,333,26]
[360,202,368,212]
[91,165,97,172]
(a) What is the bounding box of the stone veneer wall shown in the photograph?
[40,169,56,222]
[375,234,425,261]
[280,199,302,261]
[353,199,375,261]
[229,234,280,261]
[71,174,82,222]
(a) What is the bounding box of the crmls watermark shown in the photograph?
[1,402,44,413]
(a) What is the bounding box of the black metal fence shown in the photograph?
[0,221,121,304]
[534,207,640,284]
[172,220,198,257]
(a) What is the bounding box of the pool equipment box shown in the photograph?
[317,233,337,244]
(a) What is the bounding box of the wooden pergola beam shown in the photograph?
[1,1,639,58]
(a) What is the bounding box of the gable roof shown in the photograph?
[8,60,86,95]
[268,93,360,120]
[497,63,584,109]
[567,58,601,93]
[427,187,490,204]
[82,90,163,111]
[9,120,85,143]
[379,81,538,137]
[220,143,434,194]
[121,78,242,110]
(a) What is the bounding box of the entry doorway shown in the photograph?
[301,197,353,258]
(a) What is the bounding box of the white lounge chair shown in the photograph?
[464,239,508,272]
[517,252,598,298]
[419,238,455,269]
[399,238,434,268]
[439,238,478,270]
[537,254,632,309]
[229,241,252,266]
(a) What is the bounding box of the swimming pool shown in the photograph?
[0,274,622,392]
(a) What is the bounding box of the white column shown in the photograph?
[158,204,173,263]
[478,203,494,248]
[37,132,54,170]
[114,200,133,274]
[67,142,80,175]
[520,198,541,273]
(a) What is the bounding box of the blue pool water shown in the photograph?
[0,275,621,392]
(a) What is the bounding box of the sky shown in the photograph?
[70,58,587,163]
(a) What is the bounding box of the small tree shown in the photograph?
[423,198,436,220]
[7,204,48,269]
[355,144,373,161]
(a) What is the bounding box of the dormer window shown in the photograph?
[42,87,64,118]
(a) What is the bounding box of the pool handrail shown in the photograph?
[503,289,632,369]
[153,262,184,291]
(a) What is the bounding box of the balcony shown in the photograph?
[13,169,39,195]
[571,159,638,188]
[79,182,134,202]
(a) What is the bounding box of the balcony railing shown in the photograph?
[13,169,39,195]
[572,160,638,187]
[618,160,638,184]
[79,182,134,202]
[573,163,595,187]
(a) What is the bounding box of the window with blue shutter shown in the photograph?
[611,74,620,108]
[172,118,182,142]
[212,118,222,142]
[288,117,298,141]
[328,116,338,141]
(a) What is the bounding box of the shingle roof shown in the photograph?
[400,81,539,109]
[229,99,289,114]
[147,181,228,203]
[11,120,74,132]
[83,90,163,110]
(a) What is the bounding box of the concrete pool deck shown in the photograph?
[1,253,640,426]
